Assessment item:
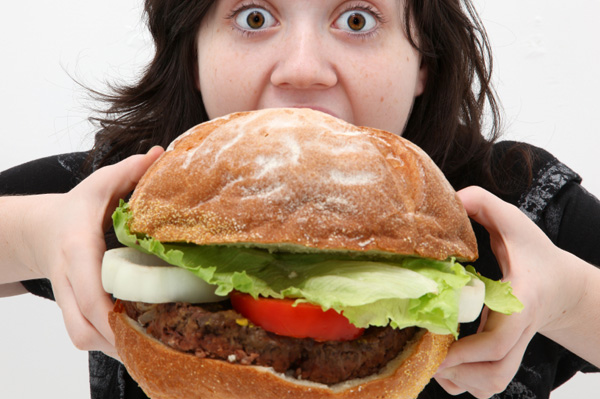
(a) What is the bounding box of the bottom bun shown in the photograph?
[109,308,454,399]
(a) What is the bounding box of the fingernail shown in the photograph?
[146,145,163,154]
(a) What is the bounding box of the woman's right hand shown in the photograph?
[14,147,164,358]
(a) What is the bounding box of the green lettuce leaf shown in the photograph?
[113,201,523,337]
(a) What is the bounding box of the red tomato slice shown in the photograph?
[229,292,364,341]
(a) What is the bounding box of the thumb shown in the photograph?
[457,186,525,239]
[73,146,165,227]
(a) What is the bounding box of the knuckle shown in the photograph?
[472,382,507,398]
[435,376,465,396]
[487,369,513,395]
[486,337,515,363]
[489,380,510,396]
[70,330,96,351]
[487,345,508,362]
[79,298,98,319]
[447,386,466,396]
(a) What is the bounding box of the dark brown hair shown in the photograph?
[89,0,530,193]
[88,0,213,166]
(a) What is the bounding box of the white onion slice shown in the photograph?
[458,277,485,323]
[102,247,225,303]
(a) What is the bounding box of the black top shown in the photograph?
[1,142,598,399]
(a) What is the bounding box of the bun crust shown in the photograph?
[109,309,454,399]
[128,108,477,261]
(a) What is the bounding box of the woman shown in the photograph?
[1,1,599,398]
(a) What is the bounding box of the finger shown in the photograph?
[62,234,116,346]
[435,376,466,396]
[440,311,527,369]
[477,306,490,334]
[436,330,532,398]
[457,186,526,239]
[52,273,116,355]
[436,308,535,397]
[457,186,543,271]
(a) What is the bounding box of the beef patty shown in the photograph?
[123,300,417,385]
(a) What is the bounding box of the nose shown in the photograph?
[270,28,338,90]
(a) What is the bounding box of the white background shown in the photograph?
[1,0,599,397]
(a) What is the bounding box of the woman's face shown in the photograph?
[196,0,426,135]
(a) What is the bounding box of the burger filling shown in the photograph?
[122,300,417,385]
[105,204,524,386]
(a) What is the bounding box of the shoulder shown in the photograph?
[491,141,581,222]
[545,182,600,265]
[492,142,600,266]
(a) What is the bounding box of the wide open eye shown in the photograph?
[235,7,277,31]
[334,10,377,33]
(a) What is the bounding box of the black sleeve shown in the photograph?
[0,152,89,300]
[541,182,600,375]
[0,152,88,195]
[543,182,600,267]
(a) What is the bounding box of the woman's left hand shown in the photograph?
[434,186,599,398]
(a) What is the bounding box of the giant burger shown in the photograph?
[102,108,522,399]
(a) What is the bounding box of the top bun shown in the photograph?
[128,108,477,261]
